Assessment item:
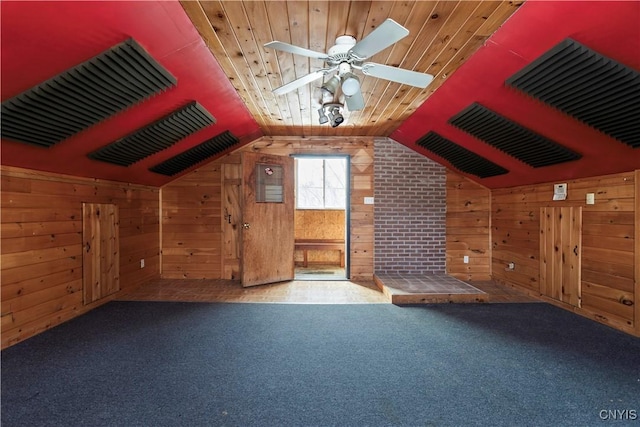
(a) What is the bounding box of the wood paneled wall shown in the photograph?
[161,165,223,279]
[245,137,375,280]
[492,171,638,336]
[161,136,375,280]
[295,209,346,265]
[1,166,160,348]
[295,210,345,240]
[446,171,491,281]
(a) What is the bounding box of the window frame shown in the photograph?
[293,154,349,210]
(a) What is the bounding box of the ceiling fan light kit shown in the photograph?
[321,75,341,95]
[341,73,360,96]
[317,107,330,125]
[323,103,345,128]
[264,18,434,115]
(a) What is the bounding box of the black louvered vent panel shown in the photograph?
[1,39,177,148]
[88,102,215,166]
[150,131,240,176]
[416,132,508,178]
[449,103,582,167]
[506,38,640,148]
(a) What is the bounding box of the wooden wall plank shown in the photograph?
[1,166,159,348]
[551,208,563,302]
[493,171,637,335]
[161,162,223,279]
[445,170,491,281]
[635,169,640,336]
[294,209,346,265]
[161,136,375,281]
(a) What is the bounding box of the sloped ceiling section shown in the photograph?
[1,38,177,148]
[0,1,261,187]
[416,131,508,179]
[391,1,640,188]
[1,1,639,189]
[506,38,640,149]
[88,102,216,167]
[150,131,241,177]
[449,103,582,168]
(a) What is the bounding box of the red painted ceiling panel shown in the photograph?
[1,1,261,186]
[391,1,640,188]
[2,1,639,188]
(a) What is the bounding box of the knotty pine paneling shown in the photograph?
[295,210,345,240]
[492,171,638,336]
[295,209,346,265]
[636,170,640,337]
[248,137,375,280]
[1,166,160,348]
[446,170,491,281]
[161,165,223,279]
[180,1,520,137]
[161,136,375,281]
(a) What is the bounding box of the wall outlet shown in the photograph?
[586,193,595,205]
[463,255,469,264]
[140,259,145,269]
[364,197,374,205]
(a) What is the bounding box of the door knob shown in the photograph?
[243,223,250,229]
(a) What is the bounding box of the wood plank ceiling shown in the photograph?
[181,1,522,137]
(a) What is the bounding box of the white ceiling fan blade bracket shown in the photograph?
[348,52,368,63]
[361,63,434,88]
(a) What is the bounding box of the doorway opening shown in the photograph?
[293,155,350,280]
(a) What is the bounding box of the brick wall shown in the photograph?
[374,138,446,274]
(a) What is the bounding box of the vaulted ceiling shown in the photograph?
[1,1,639,188]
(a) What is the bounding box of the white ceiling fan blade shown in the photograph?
[361,63,434,88]
[345,87,365,111]
[273,70,326,96]
[264,41,328,60]
[349,19,409,60]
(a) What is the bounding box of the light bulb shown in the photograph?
[321,75,340,95]
[341,76,360,96]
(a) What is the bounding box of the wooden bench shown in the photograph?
[294,239,345,268]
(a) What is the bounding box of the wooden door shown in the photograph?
[540,206,581,307]
[241,152,295,287]
[83,203,120,304]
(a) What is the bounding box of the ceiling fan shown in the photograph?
[264,18,434,112]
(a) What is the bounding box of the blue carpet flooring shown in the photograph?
[2,302,639,426]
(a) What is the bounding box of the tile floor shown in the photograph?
[374,273,539,304]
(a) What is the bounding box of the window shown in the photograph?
[296,157,346,209]
[254,164,283,203]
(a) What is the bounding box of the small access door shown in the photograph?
[241,152,295,287]
[83,203,120,304]
[540,206,582,307]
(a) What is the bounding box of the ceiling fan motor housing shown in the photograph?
[327,36,356,65]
